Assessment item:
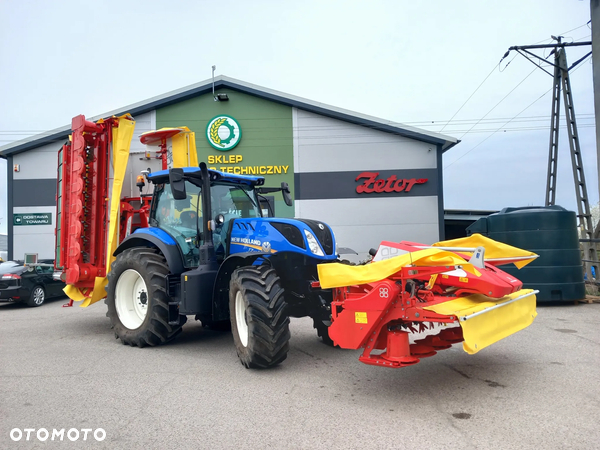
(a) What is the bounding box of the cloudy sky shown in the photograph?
[0,0,595,235]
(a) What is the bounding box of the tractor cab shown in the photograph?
[147,167,265,266]
[144,164,294,266]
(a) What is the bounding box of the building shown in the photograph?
[0,76,458,261]
[444,209,499,240]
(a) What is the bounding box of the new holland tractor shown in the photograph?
[56,114,338,369]
[108,164,338,368]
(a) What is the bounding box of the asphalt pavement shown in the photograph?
[1,297,599,450]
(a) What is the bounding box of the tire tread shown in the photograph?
[230,265,290,368]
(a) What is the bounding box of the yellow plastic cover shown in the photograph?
[424,289,537,354]
[171,127,199,168]
[433,234,538,269]
[317,248,481,289]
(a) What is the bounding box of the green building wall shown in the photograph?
[156,89,295,218]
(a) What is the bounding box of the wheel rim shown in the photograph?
[235,291,249,347]
[115,269,148,330]
[33,287,44,305]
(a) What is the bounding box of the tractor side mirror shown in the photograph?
[169,168,187,200]
[281,182,292,207]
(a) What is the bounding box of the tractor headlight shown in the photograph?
[304,229,324,256]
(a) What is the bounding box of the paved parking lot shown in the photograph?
[1,297,599,449]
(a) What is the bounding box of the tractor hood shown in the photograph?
[228,218,338,261]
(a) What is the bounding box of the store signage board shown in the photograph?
[355,172,428,194]
[13,213,52,226]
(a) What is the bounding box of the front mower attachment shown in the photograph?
[318,236,539,368]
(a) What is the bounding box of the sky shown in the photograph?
[0,0,596,235]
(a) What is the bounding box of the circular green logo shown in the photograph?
[206,115,242,151]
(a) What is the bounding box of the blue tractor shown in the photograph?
[105,163,339,368]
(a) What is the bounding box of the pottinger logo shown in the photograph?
[206,115,241,151]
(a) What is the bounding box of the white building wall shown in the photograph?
[13,142,64,259]
[13,141,63,181]
[293,108,440,260]
[294,109,437,173]
[12,206,56,260]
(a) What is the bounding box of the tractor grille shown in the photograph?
[298,219,334,255]
[271,222,305,249]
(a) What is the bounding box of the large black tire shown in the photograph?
[229,265,290,369]
[313,318,336,347]
[105,248,186,347]
[26,285,45,307]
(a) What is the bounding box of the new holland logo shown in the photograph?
[206,115,242,151]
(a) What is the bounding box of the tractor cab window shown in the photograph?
[151,182,203,268]
[210,183,261,256]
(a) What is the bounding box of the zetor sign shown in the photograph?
[355,172,428,194]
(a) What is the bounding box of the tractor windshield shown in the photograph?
[149,180,262,266]
[150,181,202,268]
[210,183,261,219]
[211,182,261,257]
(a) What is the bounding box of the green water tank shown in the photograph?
[467,206,585,302]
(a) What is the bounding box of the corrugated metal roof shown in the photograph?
[0,75,459,157]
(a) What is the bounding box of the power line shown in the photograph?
[559,23,592,36]
[438,64,497,133]
[457,67,538,141]
[444,87,553,170]
[444,53,592,170]
[3,112,595,136]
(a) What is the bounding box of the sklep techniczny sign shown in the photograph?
[205,115,290,176]
[206,115,242,151]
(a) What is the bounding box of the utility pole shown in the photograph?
[505,38,595,280]
[592,2,600,222]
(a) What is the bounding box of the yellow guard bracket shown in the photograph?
[425,289,537,354]
[318,248,481,290]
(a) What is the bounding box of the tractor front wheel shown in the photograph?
[229,265,290,368]
[106,248,186,347]
[313,318,337,347]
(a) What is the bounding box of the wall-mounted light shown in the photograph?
[212,65,229,102]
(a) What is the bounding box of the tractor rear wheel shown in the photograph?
[106,248,186,347]
[229,265,290,368]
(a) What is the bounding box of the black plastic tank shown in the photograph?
[467,205,585,303]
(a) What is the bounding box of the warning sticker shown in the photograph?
[355,312,368,324]
[459,277,469,283]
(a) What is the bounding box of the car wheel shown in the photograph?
[27,286,45,307]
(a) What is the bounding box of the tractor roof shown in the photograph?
[147,167,265,187]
